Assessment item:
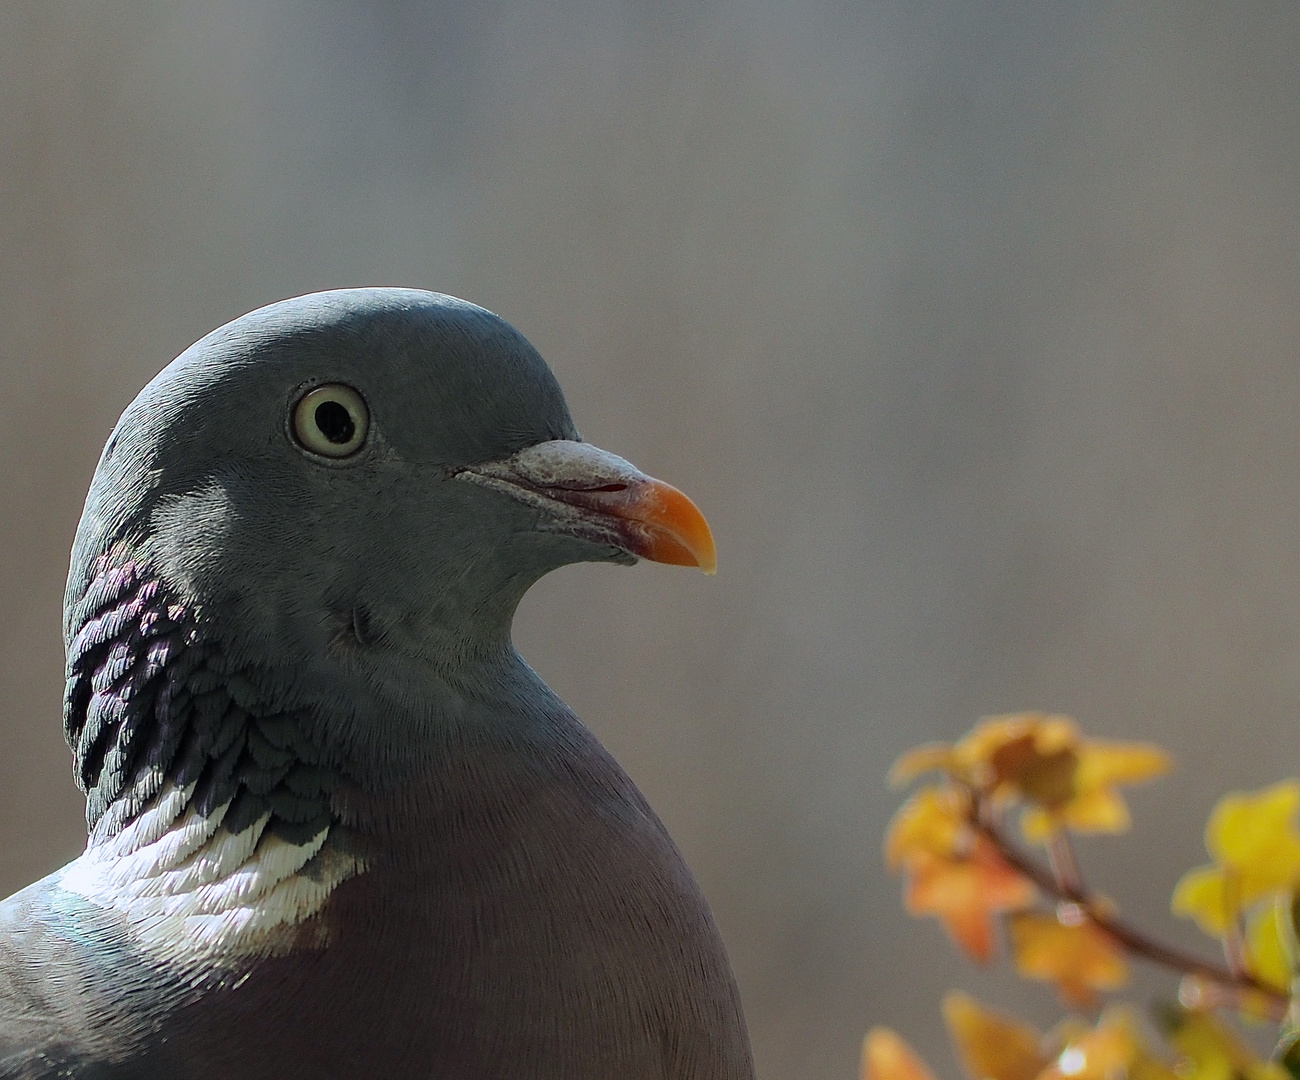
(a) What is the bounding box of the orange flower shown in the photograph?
[891,714,1170,843]
[1039,1009,1177,1080]
[1008,910,1129,1008]
[942,992,1048,1080]
[905,837,1037,961]
[861,1028,937,1080]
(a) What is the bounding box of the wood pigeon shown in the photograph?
[0,289,754,1079]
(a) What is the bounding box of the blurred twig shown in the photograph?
[969,798,1289,1019]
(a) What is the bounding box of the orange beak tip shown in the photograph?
[645,482,716,575]
[696,538,718,576]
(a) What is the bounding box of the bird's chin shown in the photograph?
[453,439,717,574]
[532,513,644,568]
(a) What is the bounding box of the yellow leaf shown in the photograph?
[862,1028,938,1080]
[890,745,957,787]
[1008,912,1129,1008]
[1157,1005,1289,1080]
[1074,742,1171,790]
[1129,1056,1183,1080]
[905,839,1038,961]
[942,992,1048,1080]
[1060,785,1131,834]
[1023,787,1132,843]
[1206,782,1300,902]
[1020,806,1056,844]
[1245,900,1291,992]
[1171,866,1233,937]
[886,787,970,869]
[1020,807,1054,844]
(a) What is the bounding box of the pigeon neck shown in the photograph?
[59,557,370,962]
[62,556,564,835]
[58,553,595,972]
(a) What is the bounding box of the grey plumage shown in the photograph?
[0,289,752,1079]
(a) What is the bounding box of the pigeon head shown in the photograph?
[63,289,714,767]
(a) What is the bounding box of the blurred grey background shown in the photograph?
[4,2,1300,1076]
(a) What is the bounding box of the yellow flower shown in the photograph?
[890,744,958,787]
[1156,1004,1289,1080]
[1172,782,1300,938]
[1170,868,1235,937]
[1008,911,1129,1008]
[889,714,1170,843]
[885,786,970,869]
[942,992,1048,1080]
[1244,899,1291,992]
[861,1028,937,1080]
[1208,782,1300,894]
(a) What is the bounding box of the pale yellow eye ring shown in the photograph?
[292,384,370,458]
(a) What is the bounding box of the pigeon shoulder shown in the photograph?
[0,873,175,1079]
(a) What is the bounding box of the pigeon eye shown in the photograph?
[292,384,369,458]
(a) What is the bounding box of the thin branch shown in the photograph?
[1223,877,1248,979]
[1046,830,1084,896]
[970,805,1289,1015]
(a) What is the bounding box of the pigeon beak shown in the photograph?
[454,440,717,574]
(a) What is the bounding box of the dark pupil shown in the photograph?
[314,401,355,444]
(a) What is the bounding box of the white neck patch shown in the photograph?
[61,782,364,963]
